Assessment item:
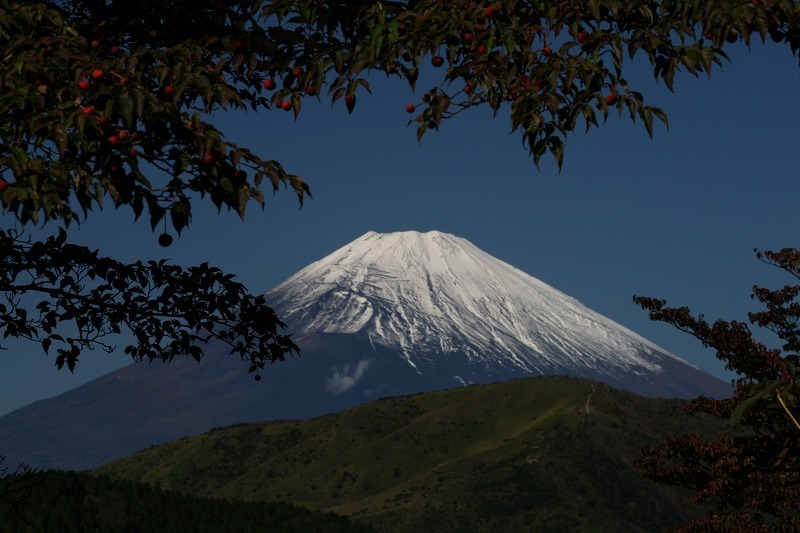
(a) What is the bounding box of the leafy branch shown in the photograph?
[632,248,800,530]
[3,1,799,238]
[0,227,298,375]
[0,455,39,519]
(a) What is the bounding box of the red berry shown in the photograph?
[405,104,416,113]
[91,69,104,79]
[263,78,276,90]
[107,135,120,145]
[164,84,175,95]
[292,67,303,77]
[464,84,471,94]
[78,80,91,91]
[91,40,101,48]
[0,180,9,191]
[477,45,487,54]
[81,106,94,115]
[577,31,588,43]
[254,374,262,381]
[541,46,552,57]
[431,56,444,67]
[119,76,129,86]
[605,94,618,105]
[520,75,531,90]
[110,46,121,56]
[463,33,474,44]
[305,86,316,96]
[158,233,173,247]
[484,6,494,17]
[234,39,245,52]
[202,153,214,165]
[280,100,292,111]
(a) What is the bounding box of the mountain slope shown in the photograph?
[96,376,720,533]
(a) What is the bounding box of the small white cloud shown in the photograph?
[326,359,371,394]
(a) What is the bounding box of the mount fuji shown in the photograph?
[0,231,730,470]
[266,230,728,398]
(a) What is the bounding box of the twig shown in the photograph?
[776,390,800,432]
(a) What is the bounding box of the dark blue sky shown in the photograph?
[1,40,798,416]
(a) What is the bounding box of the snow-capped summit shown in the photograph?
[267,231,729,397]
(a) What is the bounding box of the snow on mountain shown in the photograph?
[266,230,719,392]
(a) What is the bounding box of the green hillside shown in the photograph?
[97,376,725,532]
[0,470,373,533]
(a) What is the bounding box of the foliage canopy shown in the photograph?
[0,469,374,532]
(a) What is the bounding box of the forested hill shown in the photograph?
[97,376,728,532]
[0,470,374,533]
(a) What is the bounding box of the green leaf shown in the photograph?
[135,90,146,118]
[169,200,190,234]
[236,187,249,220]
[642,107,654,138]
[729,380,782,426]
[117,93,134,126]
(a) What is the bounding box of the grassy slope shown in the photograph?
[97,376,723,532]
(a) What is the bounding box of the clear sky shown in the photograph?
[1,40,798,417]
